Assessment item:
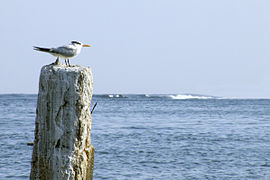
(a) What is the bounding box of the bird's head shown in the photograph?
[71,40,91,47]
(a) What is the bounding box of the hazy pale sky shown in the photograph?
[0,0,270,98]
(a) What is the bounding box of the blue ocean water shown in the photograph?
[0,94,270,179]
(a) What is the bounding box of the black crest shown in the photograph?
[71,41,82,45]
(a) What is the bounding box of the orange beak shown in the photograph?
[82,44,91,47]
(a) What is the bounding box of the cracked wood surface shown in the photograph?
[30,64,94,180]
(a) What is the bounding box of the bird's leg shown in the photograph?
[65,59,67,66]
[54,57,60,65]
[68,59,71,67]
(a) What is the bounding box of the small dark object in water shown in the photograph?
[27,142,34,146]
[91,102,97,114]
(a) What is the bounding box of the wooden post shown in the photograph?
[30,64,94,180]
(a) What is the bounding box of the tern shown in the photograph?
[33,41,91,66]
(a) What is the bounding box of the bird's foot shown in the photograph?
[54,58,61,65]
[67,59,71,67]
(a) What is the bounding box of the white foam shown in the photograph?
[108,94,124,98]
[169,94,213,100]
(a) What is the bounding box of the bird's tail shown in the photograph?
[33,46,51,52]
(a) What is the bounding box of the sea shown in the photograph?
[0,94,270,180]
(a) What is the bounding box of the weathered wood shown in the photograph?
[30,64,94,180]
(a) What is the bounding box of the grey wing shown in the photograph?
[51,46,76,57]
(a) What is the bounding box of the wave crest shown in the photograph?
[169,94,213,100]
[93,94,216,100]
[108,94,126,98]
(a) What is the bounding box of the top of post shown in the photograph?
[41,63,92,74]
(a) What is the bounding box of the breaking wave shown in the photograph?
[107,94,127,98]
[94,94,217,100]
[168,94,214,100]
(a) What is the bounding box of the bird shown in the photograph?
[33,41,91,66]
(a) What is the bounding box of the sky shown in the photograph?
[0,0,270,98]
